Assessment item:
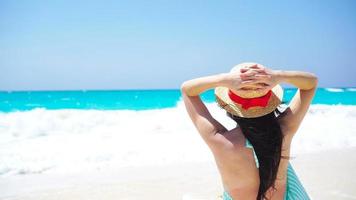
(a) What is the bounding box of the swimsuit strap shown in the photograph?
[245,139,260,168]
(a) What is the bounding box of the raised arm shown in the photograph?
[274,70,318,136]
[180,69,265,145]
[180,73,229,145]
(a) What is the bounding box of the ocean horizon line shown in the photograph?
[0,86,355,93]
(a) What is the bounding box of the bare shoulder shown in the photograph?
[206,128,247,155]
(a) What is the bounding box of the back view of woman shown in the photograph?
[180,62,318,200]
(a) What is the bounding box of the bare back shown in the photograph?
[209,117,293,200]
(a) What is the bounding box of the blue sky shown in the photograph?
[0,0,355,90]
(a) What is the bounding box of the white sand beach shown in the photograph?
[1,147,355,200]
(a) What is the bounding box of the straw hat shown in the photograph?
[215,62,284,118]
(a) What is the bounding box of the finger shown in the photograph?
[241,79,262,85]
[240,76,253,81]
[243,68,266,75]
[255,64,266,69]
[241,74,269,82]
[240,71,257,77]
[249,64,260,69]
[248,64,265,70]
[250,68,267,74]
[253,74,271,79]
[241,75,263,82]
[240,68,249,73]
[240,75,257,81]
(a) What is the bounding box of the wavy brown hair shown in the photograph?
[226,105,290,200]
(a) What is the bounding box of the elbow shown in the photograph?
[180,81,196,96]
[180,81,191,95]
[301,73,318,91]
[180,82,187,93]
[307,72,318,90]
[312,73,319,88]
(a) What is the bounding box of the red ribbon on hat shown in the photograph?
[228,89,272,110]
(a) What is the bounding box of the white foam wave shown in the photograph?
[346,88,356,92]
[325,88,344,92]
[0,103,356,177]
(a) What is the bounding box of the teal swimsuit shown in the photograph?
[222,139,311,200]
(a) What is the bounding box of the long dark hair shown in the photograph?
[226,105,289,200]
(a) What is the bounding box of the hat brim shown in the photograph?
[214,85,284,118]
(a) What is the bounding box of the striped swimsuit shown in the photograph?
[222,139,311,200]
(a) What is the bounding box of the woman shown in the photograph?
[180,62,318,200]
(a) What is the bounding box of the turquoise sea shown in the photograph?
[0,88,355,113]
